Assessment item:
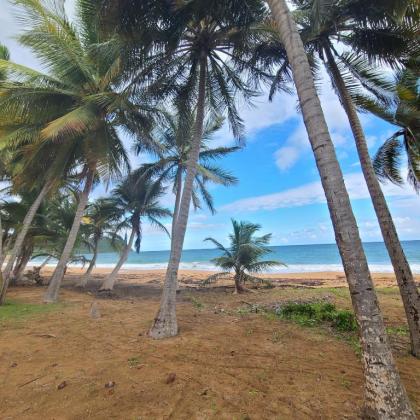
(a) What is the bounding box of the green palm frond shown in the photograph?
[373,133,405,186]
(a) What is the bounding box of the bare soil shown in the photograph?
[1,269,419,419]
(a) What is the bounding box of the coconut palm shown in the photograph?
[99,170,171,291]
[204,219,283,293]
[149,0,272,339]
[141,111,238,238]
[267,0,415,416]
[77,198,122,287]
[286,0,420,358]
[0,0,161,303]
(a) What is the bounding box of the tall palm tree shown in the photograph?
[267,0,415,417]
[287,0,420,358]
[204,219,283,293]
[0,0,159,303]
[149,0,271,339]
[141,111,238,238]
[99,170,171,291]
[77,198,122,287]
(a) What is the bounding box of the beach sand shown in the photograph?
[40,266,420,289]
[2,267,420,418]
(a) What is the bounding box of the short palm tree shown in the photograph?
[141,111,238,237]
[204,219,283,293]
[0,0,160,303]
[77,198,122,287]
[99,170,171,291]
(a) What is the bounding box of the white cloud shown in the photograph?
[212,89,298,147]
[271,70,384,172]
[221,171,417,213]
[275,146,300,171]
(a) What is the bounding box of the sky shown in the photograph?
[1,0,419,251]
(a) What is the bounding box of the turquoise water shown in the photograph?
[60,240,420,273]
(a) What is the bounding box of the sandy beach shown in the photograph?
[40,266,420,290]
[2,267,420,419]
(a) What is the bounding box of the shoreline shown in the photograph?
[31,263,420,274]
[36,266,420,289]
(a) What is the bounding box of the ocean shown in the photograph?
[49,240,420,273]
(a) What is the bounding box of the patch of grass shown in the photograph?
[269,302,357,333]
[245,328,254,336]
[271,330,283,343]
[127,356,141,368]
[376,287,400,295]
[324,288,350,299]
[340,377,352,389]
[346,336,362,358]
[237,307,252,316]
[186,295,204,311]
[0,300,59,323]
[386,326,409,336]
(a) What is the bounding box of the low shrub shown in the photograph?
[276,301,357,332]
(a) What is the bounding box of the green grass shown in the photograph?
[0,300,59,323]
[386,325,409,336]
[127,356,141,368]
[270,302,358,333]
[186,294,204,311]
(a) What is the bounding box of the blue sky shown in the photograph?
[1,0,419,251]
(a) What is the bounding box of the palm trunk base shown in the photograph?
[149,310,178,339]
[363,362,416,419]
[43,266,66,303]
[77,275,90,288]
[99,275,117,291]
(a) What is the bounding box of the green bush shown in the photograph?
[277,301,357,332]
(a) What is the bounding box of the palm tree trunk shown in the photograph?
[0,216,3,294]
[267,0,415,417]
[171,172,182,239]
[12,244,33,283]
[233,272,245,294]
[0,182,51,305]
[325,47,420,358]
[149,55,207,339]
[77,242,99,288]
[38,256,51,271]
[44,169,95,303]
[99,226,136,291]
[0,237,11,269]
[0,215,2,269]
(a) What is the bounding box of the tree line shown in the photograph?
[0,0,419,417]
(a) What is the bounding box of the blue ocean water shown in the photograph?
[67,240,420,273]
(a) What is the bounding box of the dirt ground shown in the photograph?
[1,269,419,419]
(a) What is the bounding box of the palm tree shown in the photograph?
[267,0,415,417]
[287,0,420,358]
[77,198,122,287]
[204,219,283,293]
[141,111,238,238]
[370,61,420,191]
[99,170,171,291]
[149,0,271,339]
[0,0,160,303]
